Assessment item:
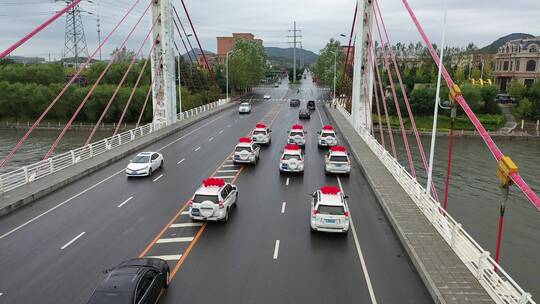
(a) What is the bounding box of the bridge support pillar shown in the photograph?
[351,0,374,133]
[151,0,178,128]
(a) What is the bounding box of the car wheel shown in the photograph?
[148,168,153,176]
[222,208,230,223]
[310,226,316,233]
[324,170,329,176]
[160,160,164,169]
[164,270,170,288]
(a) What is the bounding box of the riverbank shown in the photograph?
[375,127,540,140]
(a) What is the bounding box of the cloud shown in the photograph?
[1,0,538,58]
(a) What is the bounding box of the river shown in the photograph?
[0,129,539,298]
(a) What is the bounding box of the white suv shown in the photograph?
[251,123,272,145]
[279,144,304,174]
[287,124,306,147]
[325,146,351,175]
[318,125,338,147]
[238,102,251,114]
[189,178,238,222]
[310,186,350,233]
[233,137,260,165]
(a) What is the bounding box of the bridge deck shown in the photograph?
[325,105,495,304]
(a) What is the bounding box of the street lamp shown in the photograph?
[330,50,338,102]
[226,50,233,102]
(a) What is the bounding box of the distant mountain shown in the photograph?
[181,48,214,60]
[479,33,535,53]
[264,47,318,66]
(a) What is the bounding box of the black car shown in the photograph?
[307,100,316,111]
[87,258,170,304]
[299,108,311,119]
[290,99,301,107]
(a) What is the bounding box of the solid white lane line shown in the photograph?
[273,240,280,260]
[194,146,201,152]
[1,107,235,240]
[209,137,214,141]
[213,175,235,179]
[281,202,286,214]
[181,211,189,215]
[316,107,324,125]
[60,232,86,250]
[177,158,185,165]
[217,169,238,173]
[219,130,223,134]
[222,164,238,167]
[147,255,182,261]
[285,177,290,186]
[337,177,378,304]
[170,223,203,228]
[156,237,194,243]
[152,174,163,182]
[117,196,134,208]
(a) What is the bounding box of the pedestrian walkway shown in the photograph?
[324,105,495,304]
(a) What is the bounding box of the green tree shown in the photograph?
[228,39,267,92]
[508,80,528,99]
[314,39,345,87]
[454,66,465,84]
[515,98,533,119]
[410,87,436,115]
[480,85,500,114]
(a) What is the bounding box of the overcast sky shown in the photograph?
[1,0,539,60]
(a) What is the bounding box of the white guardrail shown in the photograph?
[336,105,534,304]
[0,99,229,194]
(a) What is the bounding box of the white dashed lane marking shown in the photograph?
[177,158,185,165]
[146,255,182,261]
[209,137,214,142]
[156,237,194,243]
[170,223,203,228]
[219,130,223,134]
[273,240,280,260]
[213,175,235,179]
[60,232,85,250]
[117,196,133,208]
[286,177,290,186]
[217,170,238,173]
[281,202,286,214]
[194,146,201,152]
[152,174,163,182]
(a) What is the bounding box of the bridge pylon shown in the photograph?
[351,0,374,133]
[151,0,178,128]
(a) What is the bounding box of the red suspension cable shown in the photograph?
[401,0,540,209]
[85,19,159,145]
[0,0,144,168]
[0,0,82,60]
[374,0,439,201]
[372,66,386,148]
[136,85,153,129]
[179,0,217,86]
[338,3,358,96]
[43,3,153,159]
[113,57,152,136]
[371,15,416,176]
[369,37,397,158]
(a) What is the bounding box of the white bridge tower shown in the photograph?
[151,0,178,127]
[351,0,374,133]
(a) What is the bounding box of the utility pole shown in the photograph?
[288,21,302,82]
[96,13,102,60]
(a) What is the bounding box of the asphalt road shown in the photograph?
[0,75,431,304]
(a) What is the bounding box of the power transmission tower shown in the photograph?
[288,21,302,82]
[57,0,90,67]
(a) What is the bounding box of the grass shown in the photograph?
[373,114,506,132]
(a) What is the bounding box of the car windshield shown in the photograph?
[131,155,150,163]
[241,103,250,106]
[290,131,303,136]
[235,146,252,152]
[283,154,301,160]
[193,194,219,204]
[317,204,345,215]
[321,132,334,137]
[253,130,266,135]
[330,155,348,162]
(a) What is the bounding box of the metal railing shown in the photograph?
[0,99,229,194]
[335,104,534,304]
